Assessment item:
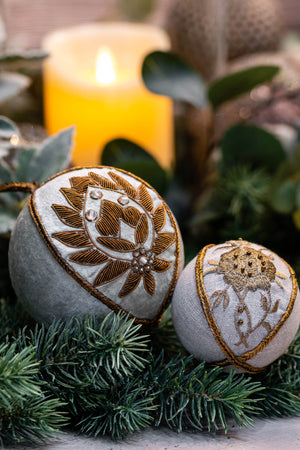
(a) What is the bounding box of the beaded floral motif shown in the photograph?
[51,171,175,298]
[204,239,287,348]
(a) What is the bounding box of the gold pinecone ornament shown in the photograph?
[166,0,223,80]
[227,0,283,60]
[166,0,283,79]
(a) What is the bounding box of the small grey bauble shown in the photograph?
[9,166,184,327]
[172,239,300,373]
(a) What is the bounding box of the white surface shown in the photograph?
[4,417,300,450]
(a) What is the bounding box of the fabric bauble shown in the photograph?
[9,167,184,326]
[166,0,282,79]
[172,239,300,373]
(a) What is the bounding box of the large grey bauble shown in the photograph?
[172,239,300,373]
[9,166,184,326]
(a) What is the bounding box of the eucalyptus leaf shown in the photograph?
[27,127,74,183]
[271,180,297,214]
[0,116,19,140]
[0,163,13,184]
[0,50,48,64]
[142,51,207,109]
[0,50,49,73]
[102,138,168,194]
[221,124,286,172]
[0,72,30,104]
[15,148,37,183]
[208,65,280,109]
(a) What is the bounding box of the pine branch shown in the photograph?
[77,383,156,439]
[143,353,264,433]
[18,312,149,379]
[0,395,66,446]
[85,313,149,376]
[255,328,300,417]
[0,341,66,446]
[191,165,271,243]
[258,385,300,417]
[1,309,298,443]
[0,342,40,406]
[14,312,152,435]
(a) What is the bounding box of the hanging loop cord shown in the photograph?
[0,181,38,194]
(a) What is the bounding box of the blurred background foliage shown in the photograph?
[0,0,299,278]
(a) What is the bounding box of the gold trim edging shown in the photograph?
[195,245,298,373]
[28,165,182,327]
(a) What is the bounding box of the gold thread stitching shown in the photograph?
[69,248,109,265]
[108,171,136,198]
[153,205,166,232]
[94,260,131,287]
[195,244,298,373]
[52,204,83,229]
[52,230,91,248]
[28,166,182,327]
[0,181,37,193]
[196,246,266,373]
[52,171,174,297]
[60,187,84,211]
[137,184,154,212]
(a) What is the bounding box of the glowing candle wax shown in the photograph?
[42,23,174,169]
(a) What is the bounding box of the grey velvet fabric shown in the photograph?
[8,167,184,325]
[172,241,300,371]
[9,204,112,326]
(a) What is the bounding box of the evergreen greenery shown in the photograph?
[0,341,66,446]
[0,297,299,446]
[0,49,299,446]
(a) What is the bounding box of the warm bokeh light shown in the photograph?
[95,47,117,85]
[10,134,20,146]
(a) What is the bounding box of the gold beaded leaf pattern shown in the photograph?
[51,171,175,298]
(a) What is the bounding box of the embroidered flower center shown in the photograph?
[218,246,276,292]
[51,170,175,298]
[132,248,154,273]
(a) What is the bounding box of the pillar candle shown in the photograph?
[42,23,174,170]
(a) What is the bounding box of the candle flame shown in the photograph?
[96,47,117,85]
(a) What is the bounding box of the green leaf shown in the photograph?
[0,72,30,104]
[15,148,37,182]
[0,162,13,183]
[271,180,297,214]
[26,127,74,183]
[208,65,280,108]
[221,124,286,172]
[0,50,49,76]
[0,116,19,139]
[142,51,207,109]
[102,138,168,195]
[0,49,48,64]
